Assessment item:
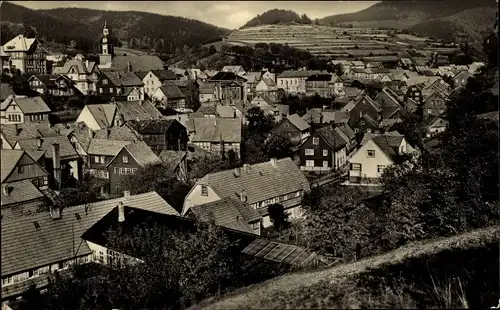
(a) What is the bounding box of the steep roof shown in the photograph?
[1,192,177,277]
[119,141,160,167]
[87,139,132,156]
[150,69,177,81]
[102,71,143,86]
[216,105,236,118]
[367,133,405,161]
[158,150,187,171]
[336,123,356,141]
[158,85,185,99]
[286,114,311,132]
[127,119,181,134]
[278,70,324,78]
[86,104,117,128]
[243,72,262,83]
[0,123,58,148]
[163,79,190,88]
[0,84,16,101]
[189,118,242,143]
[198,158,310,206]
[189,197,260,234]
[110,55,165,72]
[315,126,348,151]
[199,82,217,94]
[93,125,140,141]
[115,101,163,122]
[1,150,25,183]
[209,71,247,82]
[52,58,91,75]
[1,179,45,207]
[196,103,219,116]
[222,65,244,73]
[0,96,51,114]
[2,35,36,52]
[18,135,79,160]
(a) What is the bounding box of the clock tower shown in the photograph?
[99,21,114,67]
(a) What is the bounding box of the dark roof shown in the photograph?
[0,96,51,114]
[158,150,187,170]
[163,79,190,88]
[115,100,163,122]
[1,179,45,207]
[305,74,332,82]
[134,71,148,80]
[0,84,16,101]
[18,135,79,159]
[127,119,180,134]
[112,141,160,167]
[102,71,143,87]
[110,55,165,72]
[209,71,247,82]
[151,69,177,81]
[371,134,404,161]
[1,150,25,182]
[158,85,185,99]
[316,126,348,151]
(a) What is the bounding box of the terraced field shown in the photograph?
[225,24,458,59]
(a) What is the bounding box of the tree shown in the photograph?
[267,204,290,236]
[208,45,217,55]
[300,14,312,24]
[263,133,294,159]
[188,154,240,180]
[246,107,275,134]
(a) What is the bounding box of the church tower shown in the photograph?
[99,21,114,68]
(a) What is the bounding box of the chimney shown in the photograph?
[36,137,43,148]
[127,61,132,72]
[239,190,247,202]
[85,60,89,69]
[270,158,278,168]
[123,190,130,197]
[106,127,110,139]
[52,143,61,191]
[88,127,94,139]
[139,99,143,106]
[243,163,250,173]
[15,124,21,136]
[118,201,125,222]
[233,167,241,177]
[2,184,10,196]
[214,119,217,127]
[49,206,62,220]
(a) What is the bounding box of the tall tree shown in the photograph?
[267,203,290,237]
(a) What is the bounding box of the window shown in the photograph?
[306,160,315,167]
[360,120,365,125]
[312,137,319,145]
[367,150,375,158]
[377,165,386,173]
[284,123,289,128]
[18,165,24,173]
[323,149,328,156]
[323,161,329,167]
[351,163,361,171]
[103,79,108,85]
[122,156,129,163]
[296,190,302,197]
[109,87,114,93]
[427,109,432,115]
[201,185,208,196]
[99,88,103,94]
[94,156,100,163]
[305,149,314,156]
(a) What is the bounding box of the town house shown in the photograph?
[182,157,311,228]
[151,85,186,110]
[273,114,311,145]
[1,149,50,191]
[277,70,323,94]
[96,71,145,101]
[198,82,217,103]
[1,35,47,74]
[209,72,248,105]
[139,69,177,98]
[127,119,188,153]
[0,95,51,125]
[422,91,448,118]
[344,95,382,135]
[348,132,416,184]
[106,141,160,194]
[28,74,80,97]
[299,125,349,172]
[1,179,49,219]
[185,118,242,157]
[158,150,188,182]
[52,55,100,95]
[250,95,289,123]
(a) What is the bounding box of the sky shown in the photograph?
[12,1,377,29]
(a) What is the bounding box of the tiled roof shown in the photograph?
[158,85,185,99]
[115,100,163,122]
[30,74,73,88]
[302,109,349,124]
[0,83,15,101]
[189,198,261,234]
[243,72,262,83]
[87,104,117,128]
[163,79,189,88]
[204,70,218,77]
[216,105,235,118]
[336,123,356,141]
[261,77,276,87]
[24,149,46,162]
[18,135,79,160]
[119,141,160,167]
[1,150,24,183]
[425,117,449,129]
[222,65,244,73]
[0,123,48,148]
[286,114,311,132]
[1,96,51,114]
[110,55,165,72]
[150,69,177,81]
[158,150,187,170]
[316,126,348,151]
[306,74,333,82]
[134,71,148,80]
[197,103,218,116]
[197,158,310,205]
[87,139,132,156]
[127,119,178,134]
[369,133,405,161]
[199,82,217,94]
[102,71,143,87]
[278,70,324,78]
[52,58,90,75]
[93,125,141,141]
[209,71,247,82]
[343,87,364,97]
[1,192,177,276]
[2,35,36,52]
[1,179,45,206]
[189,118,242,143]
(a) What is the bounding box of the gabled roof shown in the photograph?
[278,70,324,78]
[29,74,74,88]
[94,125,141,141]
[0,84,16,101]
[216,105,236,118]
[286,114,311,132]
[363,132,405,161]
[1,179,45,207]
[18,135,79,159]
[425,117,449,129]
[115,141,160,167]
[2,35,36,52]
[1,150,25,183]
[0,123,56,148]
[261,77,276,87]
[1,96,51,114]
[189,118,242,143]
[102,71,143,87]
[1,192,177,277]
[163,79,190,88]
[115,101,163,122]
[336,123,356,141]
[315,126,348,151]
[87,139,132,156]
[222,65,245,73]
[127,119,180,134]
[189,198,261,234]
[86,104,117,129]
[197,158,310,205]
[157,85,185,99]
[110,55,165,72]
[196,103,219,116]
[243,72,262,83]
[305,74,333,82]
[158,150,187,171]
[149,69,177,81]
[52,58,92,75]
[453,70,473,82]
[199,82,217,94]
[209,71,247,82]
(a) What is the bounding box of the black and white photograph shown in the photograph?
[0,0,499,309]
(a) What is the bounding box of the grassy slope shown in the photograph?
[193,225,499,309]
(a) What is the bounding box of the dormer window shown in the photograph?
[122,155,129,163]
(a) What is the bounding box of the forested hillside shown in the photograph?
[241,9,315,29]
[0,2,230,55]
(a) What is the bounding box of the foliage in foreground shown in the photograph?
[31,222,287,310]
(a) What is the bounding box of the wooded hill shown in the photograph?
[241,9,315,29]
